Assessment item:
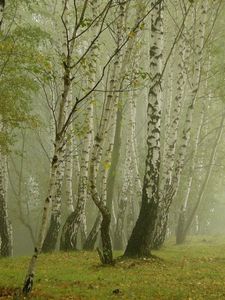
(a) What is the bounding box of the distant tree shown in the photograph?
[0,1,48,257]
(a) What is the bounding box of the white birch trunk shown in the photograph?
[89,1,125,263]
[64,89,75,215]
[60,0,98,251]
[23,0,73,293]
[106,2,146,216]
[161,38,187,190]
[130,87,142,197]
[152,2,208,249]
[176,50,213,244]
[152,34,188,249]
[173,1,208,186]
[114,136,133,250]
[124,0,164,258]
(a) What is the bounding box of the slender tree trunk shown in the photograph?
[176,48,212,244]
[176,108,204,244]
[177,110,225,244]
[0,2,12,257]
[42,144,66,252]
[106,107,122,214]
[129,44,143,198]
[42,0,75,252]
[0,152,12,257]
[152,36,187,249]
[23,0,74,292]
[22,137,64,294]
[65,142,75,215]
[60,0,98,251]
[114,137,132,250]
[113,86,140,250]
[106,1,145,215]
[153,1,208,249]
[83,214,101,250]
[124,0,163,258]
[88,1,125,264]
[64,92,75,215]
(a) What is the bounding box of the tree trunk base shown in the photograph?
[99,212,113,265]
[42,214,60,253]
[22,274,34,296]
[176,209,186,245]
[83,215,101,250]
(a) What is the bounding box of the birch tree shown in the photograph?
[22,0,152,292]
[60,0,98,251]
[152,0,210,248]
[88,1,126,263]
[176,51,224,243]
[124,0,164,258]
[22,0,117,293]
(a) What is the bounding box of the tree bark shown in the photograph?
[0,152,12,257]
[106,1,145,214]
[153,0,208,249]
[83,214,101,250]
[114,136,132,250]
[152,35,187,249]
[88,1,126,264]
[60,0,99,251]
[124,0,163,258]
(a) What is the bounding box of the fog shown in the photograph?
[1,0,225,299]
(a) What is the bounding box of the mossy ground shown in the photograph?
[1,236,225,299]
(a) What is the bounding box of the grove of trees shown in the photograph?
[1,0,225,296]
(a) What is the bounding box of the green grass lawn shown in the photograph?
[1,236,225,299]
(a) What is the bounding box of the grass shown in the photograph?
[1,236,225,299]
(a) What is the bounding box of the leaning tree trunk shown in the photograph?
[60,0,98,251]
[42,0,75,252]
[22,133,65,294]
[0,151,12,257]
[88,65,119,263]
[42,146,66,252]
[124,0,163,258]
[86,1,125,263]
[49,91,76,252]
[83,67,111,250]
[23,0,75,293]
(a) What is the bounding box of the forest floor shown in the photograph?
[1,236,225,299]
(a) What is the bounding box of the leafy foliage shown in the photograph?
[0,22,51,150]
